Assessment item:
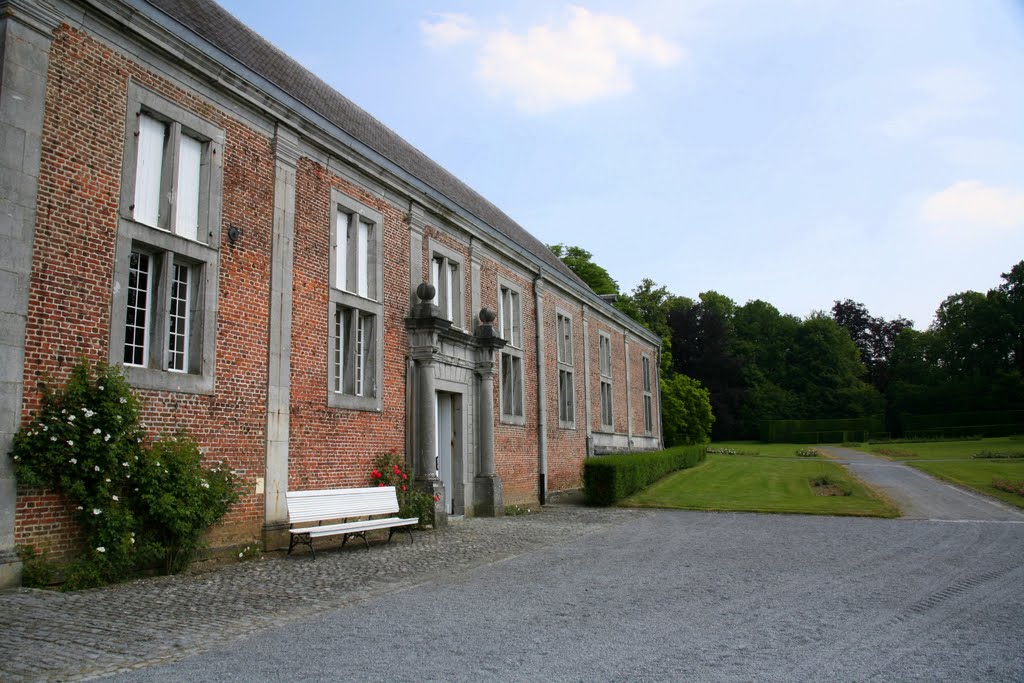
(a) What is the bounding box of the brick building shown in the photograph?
[0,0,662,586]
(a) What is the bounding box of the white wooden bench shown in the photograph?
[286,486,419,558]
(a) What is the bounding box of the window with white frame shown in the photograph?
[132,113,209,240]
[556,311,575,428]
[642,354,654,435]
[498,277,525,423]
[429,241,463,328]
[328,190,384,411]
[599,332,613,429]
[110,84,223,394]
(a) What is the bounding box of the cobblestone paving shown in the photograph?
[0,506,647,682]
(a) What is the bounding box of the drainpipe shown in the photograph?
[534,275,548,505]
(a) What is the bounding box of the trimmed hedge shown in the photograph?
[760,417,884,443]
[583,446,706,506]
[900,410,1024,438]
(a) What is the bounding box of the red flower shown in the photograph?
[401,485,407,491]
[401,473,408,480]
[371,470,381,479]
[434,494,440,502]
[378,482,385,487]
[390,448,397,454]
[393,465,401,475]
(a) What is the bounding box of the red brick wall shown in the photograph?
[287,160,409,490]
[629,340,660,439]
[543,292,588,492]
[17,24,274,552]
[485,262,539,505]
[588,320,629,435]
[14,492,83,562]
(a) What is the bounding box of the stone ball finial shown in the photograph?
[416,282,436,303]
[479,307,497,324]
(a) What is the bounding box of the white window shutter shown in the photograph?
[356,220,369,298]
[175,135,202,241]
[431,258,441,307]
[134,114,166,228]
[334,212,348,291]
[445,263,455,321]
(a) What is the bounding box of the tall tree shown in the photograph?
[998,260,1024,374]
[831,299,912,393]
[548,244,618,295]
[668,292,746,439]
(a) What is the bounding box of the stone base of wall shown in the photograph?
[472,475,503,517]
[0,549,22,589]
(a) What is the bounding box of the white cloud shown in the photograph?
[919,180,1024,235]
[474,6,683,114]
[421,13,476,49]
[882,67,990,139]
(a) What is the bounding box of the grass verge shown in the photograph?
[867,437,1022,460]
[620,453,898,517]
[905,459,1024,510]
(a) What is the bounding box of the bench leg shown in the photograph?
[342,532,370,550]
[288,532,315,559]
[387,527,414,544]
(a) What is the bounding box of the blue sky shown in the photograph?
[216,0,1024,329]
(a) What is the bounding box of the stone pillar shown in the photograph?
[406,283,449,527]
[263,124,299,551]
[473,308,504,516]
[0,0,61,589]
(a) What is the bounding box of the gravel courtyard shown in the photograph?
[3,451,1023,682]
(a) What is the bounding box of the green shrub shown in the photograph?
[16,545,55,589]
[660,374,714,446]
[795,448,821,457]
[134,432,239,574]
[972,450,1024,459]
[809,475,852,496]
[992,479,1024,497]
[369,451,434,528]
[10,360,240,588]
[583,446,705,506]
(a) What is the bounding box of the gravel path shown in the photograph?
[822,446,1024,521]
[102,511,1024,683]
[4,455,1023,682]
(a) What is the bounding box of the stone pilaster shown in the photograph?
[262,124,299,551]
[0,0,61,589]
[473,308,505,516]
[406,283,450,527]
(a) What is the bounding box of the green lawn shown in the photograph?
[867,437,1024,460]
[905,459,1024,509]
[621,452,899,517]
[705,440,830,458]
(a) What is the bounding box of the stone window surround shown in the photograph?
[497,275,525,426]
[328,189,384,411]
[555,307,575,429]
[598,330,613,430]
[109,82,223,394]
[428,238,464,330]
[642,353,654,435]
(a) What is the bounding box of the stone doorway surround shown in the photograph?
[406,284,505,526]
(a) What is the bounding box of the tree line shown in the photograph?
[551,245,1024,441]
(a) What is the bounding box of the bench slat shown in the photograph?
[286,486,403,524]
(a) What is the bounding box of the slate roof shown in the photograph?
[144,0,589,293]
